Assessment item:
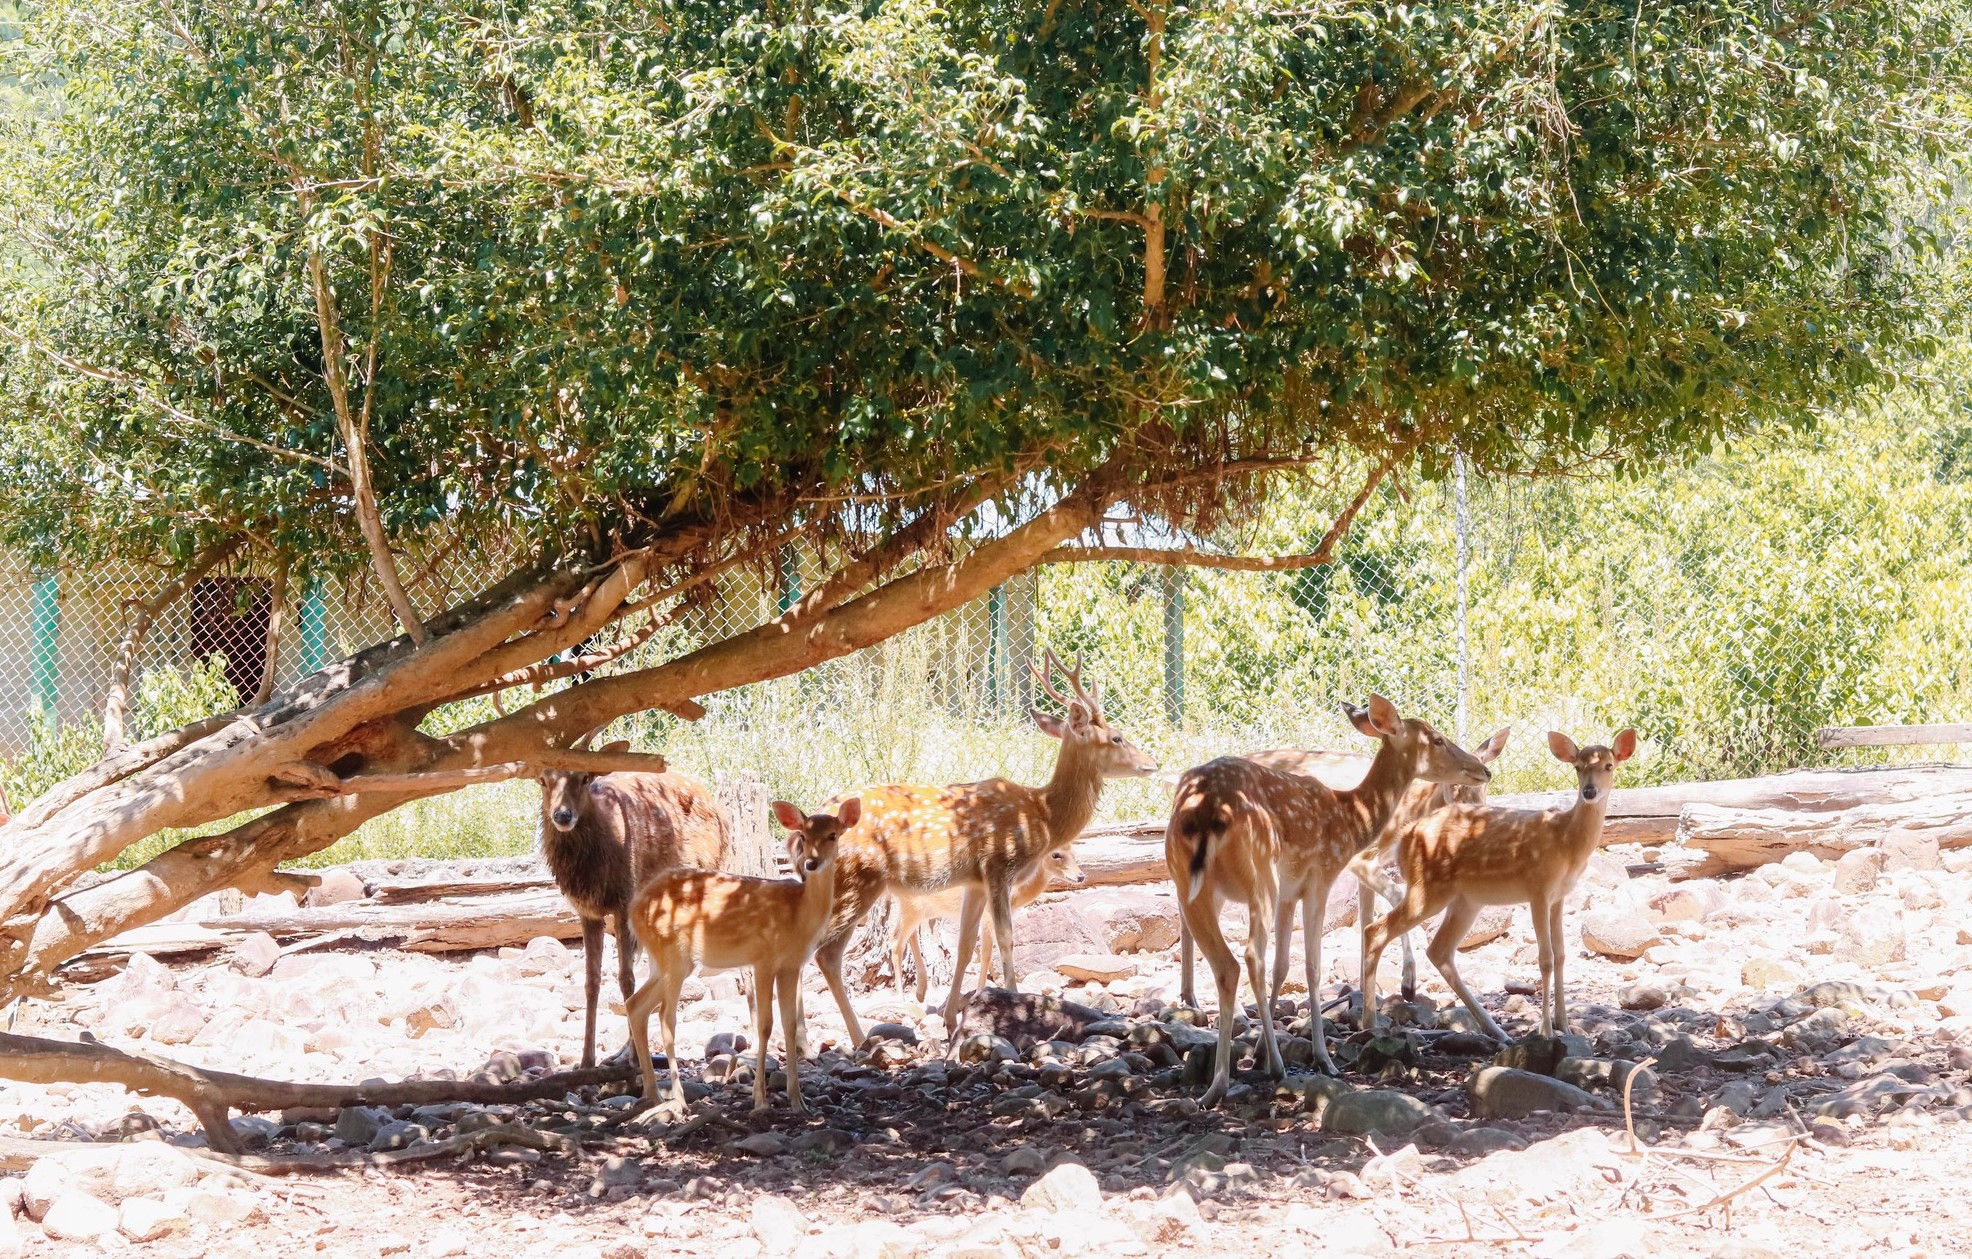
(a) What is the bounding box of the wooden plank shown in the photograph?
[1665,791,1972,879]
[1816,723,1972,750]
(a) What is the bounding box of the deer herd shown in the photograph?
[537,651,1634,1117]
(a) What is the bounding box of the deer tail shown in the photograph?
[1172,790,1230,904]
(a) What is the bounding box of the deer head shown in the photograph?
[1341,694,1491,788]
[1041,845,1086,887]
[1548,729,1636,804]
[539,737,632,833]
[1029,648,1156,778]
[772,798,861,875]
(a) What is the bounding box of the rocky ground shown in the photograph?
[5,836,1972,1259]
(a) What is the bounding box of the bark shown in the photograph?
[102,540,242,753]
[1663,793,1972,879]
[250,557,290,707]
[0,1031,639,1155]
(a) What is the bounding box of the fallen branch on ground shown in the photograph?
[0,1122,577,1177]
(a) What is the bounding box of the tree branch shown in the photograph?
[102,540,243,754]
[251,556,291,708]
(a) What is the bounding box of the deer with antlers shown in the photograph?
[1166,695,1490,1103]
[625,798,860,1116]
[1360,728,1637,1043]
[537,737,732,1067]
[810,650,1155,1044]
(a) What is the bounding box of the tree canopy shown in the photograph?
[0,0,1963,992]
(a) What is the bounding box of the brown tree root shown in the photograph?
[0,1032,643,1155]
[0,1122,578,1176]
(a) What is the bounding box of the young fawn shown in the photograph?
[624,798,861,1116]
[1166,695,1489,1102]
[887,846,1085,1002]
[811,650,1155,1043]
[1179,728,1510,1012]
[537,739,731,1067]
[1360,729,1637,1042]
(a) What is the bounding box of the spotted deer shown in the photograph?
[537,739,732,1067]
[1361,728,1636,1043]
[1165,695,1489,1104]
[886,846,1086,1002]
[625,799,860,1116]
[811,650,1156,1043]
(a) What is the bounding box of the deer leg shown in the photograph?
[1547,899,1569,1036]
[987,880,1019,996]
[815,932,866,1049]
[778,967,806,1114]
[1360,887,1434,1037]
[1248,888,1283,1080]
[1350,852,1417,1001]
[1301,884,1337,1074]
[580,916,605,1069]
[1183,894,1240,1108]
[1179,919,1198,1010]
[1426,898,1508,1043]
[624,966,665,1108]
[751,964,776,1113]
[659,968,688,1118]
[910,928,930,1004]
[1268,883,1297,1022]
[941,890,989,1030]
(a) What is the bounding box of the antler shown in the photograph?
[1029,647,1073,709]
[1030,647,1102,718]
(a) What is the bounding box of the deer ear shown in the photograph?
[1610,729,1638,763]
[1476,726,1511,763]
[1547,731,1580,763]
[1031,709,1067,740]
[771,801,807,831]
[1340,702,1375,738]
[1366,693,1402,737]
[598,739,631,756]
[836,797,861,828]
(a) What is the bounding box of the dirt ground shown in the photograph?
[4,837,1971,1259]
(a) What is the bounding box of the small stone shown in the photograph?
[516,935,570,974]
[1836,904,1907,969]
[751,1195,807,1251]
[1742,957,1804,991]
[118,1196,191,1243]
[1458,905,1517,950]
[1322,1090,1440,1136]
[227,931,282,978]
[791,1128,856,1155]
[705,1031,750,1058]
[1467,1066,1604,1119]
[1580,908,1663,959]
[1617,982,1667,1011]
[41,1191,119,1243]
[1054,954,1137,983]
[1448,1127,1528,1157]
[734,1133,787,1157]
[1880,833,1941,872]
[1832,848,1885,895]
[334,1106,384,1146]
[426,1227,472,1258]
[955,1033,1019,1065]
[304,868,367,906]
[406,997,459,1037]
[1652,1035,1711,1073]
[861,1023,919,1047]
[1001,1146,1048,1177]
[184,1186,257,1226]
[1019,1161,1102,1213]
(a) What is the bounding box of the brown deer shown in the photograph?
[811,650,1155,1044]
[886,845,1086,1002]
[1180,728,1510,1013]
[624,798,860,1116]
[537,739,732,1067]
[1360,728,1636,1043]
[1165,695,1488,1103]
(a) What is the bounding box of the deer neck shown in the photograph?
[1343,736,1418,842]
[1558,789,1613,854]
[1041,739,1106,849]
[798,862,841,934]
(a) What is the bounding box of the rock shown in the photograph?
[1492,1033,1589,1076]
[405,997,459,1037]
[955,1033,1019,1065]
[1448,1127,1528,1156]
[1074,887,1183,954]
[515,935,570,975]
[1617,982,1668,1011]
[1447,1128,1623,1206]
[369,1120,430,1153]
[1458,905,1517,950]
[1937,985,1972,1020]
[304,868,367,906]
[1880,833,1941,872]
[958,990,1107,1043]
[590,1155,644,1196]
[334,1106,385,1146]
[1649,881,1724,923]
[735,1133,788,1157]
[1652,1035,1711,1073]
[1054,954,1137,983]
[1708,1080,1760,1116]
[1001,1146,1048,1176]
[1322,1090,1440,1136]
[118,1196,192,1243]
[797,1220,924,1259]
[1836,905,1906,969]
[1467,1066,1604,1119]
[0,1208,16,1259]
[1283,1205,1390,1254]
[21,1144,198,1217]
[792,1128,856,1155]
[1741,957,1804,990]
[706,1031,750,1058]
[42,1192,119,1243]
[752,1196,808,1252]
[861,1023,919,1047]
[147,1000,208,1045]
[1580,909,1662,959]
[185,1186,257,1226]
[227,931,282,977]
[1833,848,1886,895]
[1019,1161,1102,1213]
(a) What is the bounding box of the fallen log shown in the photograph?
[0,1031,643,1155]
[1663,792,1972,879]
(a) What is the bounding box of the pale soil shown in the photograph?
[5,840,1972,1259]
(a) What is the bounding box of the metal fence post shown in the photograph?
[1453,451,1472,745]
[1162,567,1185,724]
[30,575,59,719]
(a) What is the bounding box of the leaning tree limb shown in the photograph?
[0,1031,643,1156]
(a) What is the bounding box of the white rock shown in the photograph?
[1579,908,1662,960]
[1019,1161,1102,1214]
[184,1186,257,1226]
[1053,954,1137,983]
[751,1195,808,1252]
[228,931,282,977]
[41,1191,120,1243]
[795,1221,922,1259]
[118,1195,192,1242]
[426,1225,472,1256]
[1836,903,1907,969]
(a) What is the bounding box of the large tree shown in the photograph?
[0,0,1959,995]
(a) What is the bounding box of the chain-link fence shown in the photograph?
[4,402,1971,853]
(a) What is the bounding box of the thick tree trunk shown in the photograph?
[1662,792,1972,878]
